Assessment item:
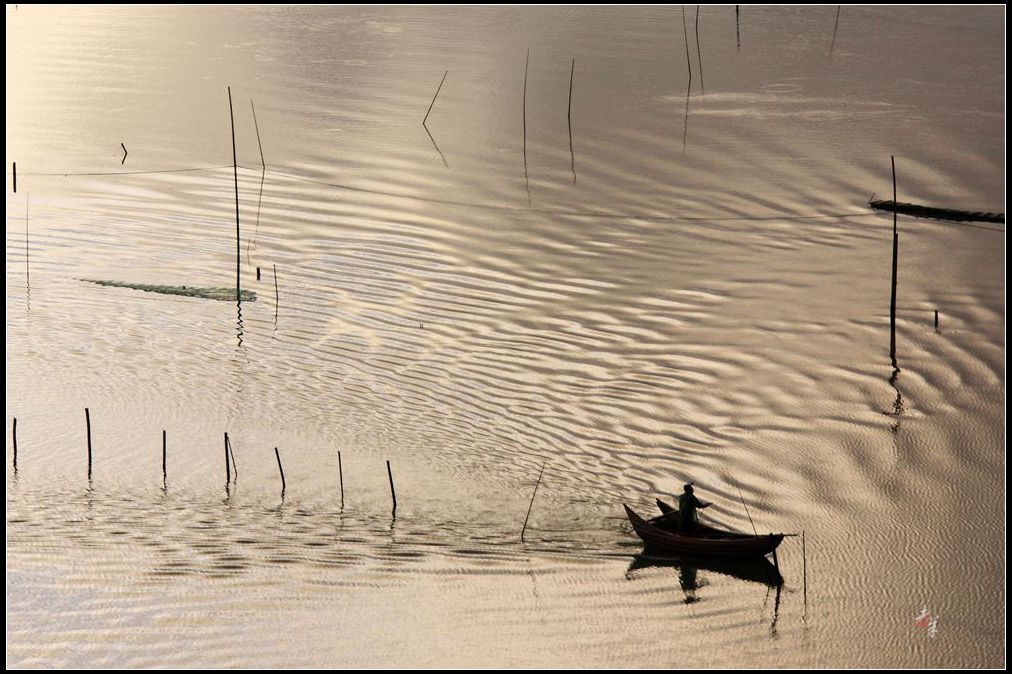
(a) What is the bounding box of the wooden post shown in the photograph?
[228,87,241,306]
[85,408,92,479]
[520,462,546,541]
[338,450,345,508]
[12,417,17,471]
[162,430,167,485]
[256,266,261,281]
[934,310,939,330]
[889,156,899,368]
[12,162,15,193]
[386,460,397,514]
[275,447,286,492]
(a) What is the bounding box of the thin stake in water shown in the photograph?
[85,407,92,480]
[830,6,841,57]
[802,529,808,615]
[227,87,241,306]
[522,48,530,200]
[682,7,693,93]
[162,430,167,486]
[695,6,704,94]
[12,417,17,472]
[423,70,448,127]
[273,264,280,328]
[736,5,740,50]
[225,432,231,485]
[25,194,29,286]
[250,98,265,169]
[568,58,576,184]
[520,462,546,541]
[275,447,286,493]
[338,450,345,509]
[889,156,899,369]
[386,460,397,514]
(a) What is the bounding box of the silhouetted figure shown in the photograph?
[678,483,710,532]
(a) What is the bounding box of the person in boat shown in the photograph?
[677,483,710,532]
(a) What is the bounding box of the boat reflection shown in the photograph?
[626,551,783,604]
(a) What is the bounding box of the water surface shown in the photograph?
[5,5,1005,668]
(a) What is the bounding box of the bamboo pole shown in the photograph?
[12,417,17,472]
[162,430,167,485]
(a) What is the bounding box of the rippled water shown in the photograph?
[5,5,1005,668]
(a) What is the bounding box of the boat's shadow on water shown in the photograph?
[625,550,783,606]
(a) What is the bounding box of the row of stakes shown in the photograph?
[10,409,547,538]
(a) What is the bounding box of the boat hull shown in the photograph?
[625,504,783,559]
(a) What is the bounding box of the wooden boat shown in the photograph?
[624,503,784,559]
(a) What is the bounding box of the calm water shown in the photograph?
[5,5,1005,668]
